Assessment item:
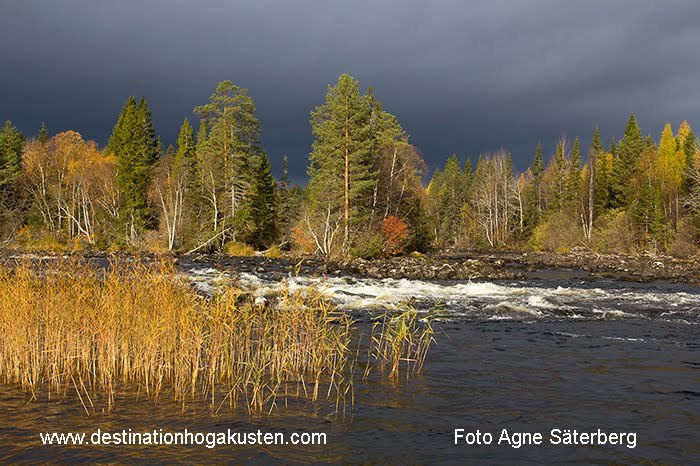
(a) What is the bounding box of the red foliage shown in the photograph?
[381,216,409,255]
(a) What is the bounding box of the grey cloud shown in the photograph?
[1,0,699,180]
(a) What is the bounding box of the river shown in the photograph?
[1,259,699,464]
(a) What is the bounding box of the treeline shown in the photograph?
[1,74,699,256]
[427,116,700,255]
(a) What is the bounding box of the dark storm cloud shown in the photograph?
[2,0,700,181]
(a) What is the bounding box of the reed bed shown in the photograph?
[0,258,433,416]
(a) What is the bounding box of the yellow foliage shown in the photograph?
[225,241,255,257]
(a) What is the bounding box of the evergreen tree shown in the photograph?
[681,128,697,195]
[107,96,160,240]
[591,127,609,213]
[0,120,24,198]
[194,81,264,240]
[567,136,581,203]
[174,118,198,186]
[247,153,278,248]
[308,74,375,249]
[438,154,465,245]
[610,114,644,208]
[523,142,544,236]
[548,139,568,211]
[38,122,48,144]
[277,154,292,238]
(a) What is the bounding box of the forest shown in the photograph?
[1,74,699,258]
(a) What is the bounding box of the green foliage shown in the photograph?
[107,97,160,238]
[246,153,278,249]
[349,232,384,259]
[426,154,471,246]
[523,142,544,237]
[610,114,645,208]
[592,209,638,254]
[194,81,264,242]
[0,120,24,195]
[529,210,582,252]
[308,74,375,246]
[38,122,48,144]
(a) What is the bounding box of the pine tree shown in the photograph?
[194,81,264,240]
[247,153,278,248]
[308,74,375,249]
[610,114,644,208]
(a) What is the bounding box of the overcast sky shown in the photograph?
[2,0,699,183]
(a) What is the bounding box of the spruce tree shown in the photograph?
[107,96,160,239]
[247,153,278,248]
[524,142,544,236]
[174,118,197,184]
[277,154,292,237]
[610,114,644,208]
[591,127,609,213]
[567,136,581,203]
[194,81,264,238]
[549,140,568,211]
[438,154,464,245]
[681,129,697,195]
[38,122,48,144]
[0,121,24,196]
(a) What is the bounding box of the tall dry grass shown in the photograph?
[0,258,433,416]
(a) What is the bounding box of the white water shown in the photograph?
[185,266,700,323]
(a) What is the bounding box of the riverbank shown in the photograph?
[2,247,699,285]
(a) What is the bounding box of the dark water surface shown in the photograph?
[1,263,699,464]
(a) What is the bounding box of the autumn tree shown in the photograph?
[23,131,118,243]
[472,150,517,247]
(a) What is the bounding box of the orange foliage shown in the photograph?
[291,225,315,254]
[381,215,409,255]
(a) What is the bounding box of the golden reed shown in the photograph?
[0,258,433,416]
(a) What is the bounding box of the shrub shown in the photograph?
[291,225,316,254]
[381,216,409,255]
[530,210,583,252]
[225,241,255,257]
[264,245,284,259]
[592,209,638,254]
[350,233,384,259]
[668,219,699,257]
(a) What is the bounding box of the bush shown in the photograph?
[530,210,583,252]
[350,233,384,259]
[668,219,699,257]
[592,210,638,254]
[291,225,316,254]
[225,241,255,257]
[381,216,409,255]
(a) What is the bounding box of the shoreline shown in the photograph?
[3,247,698,286]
